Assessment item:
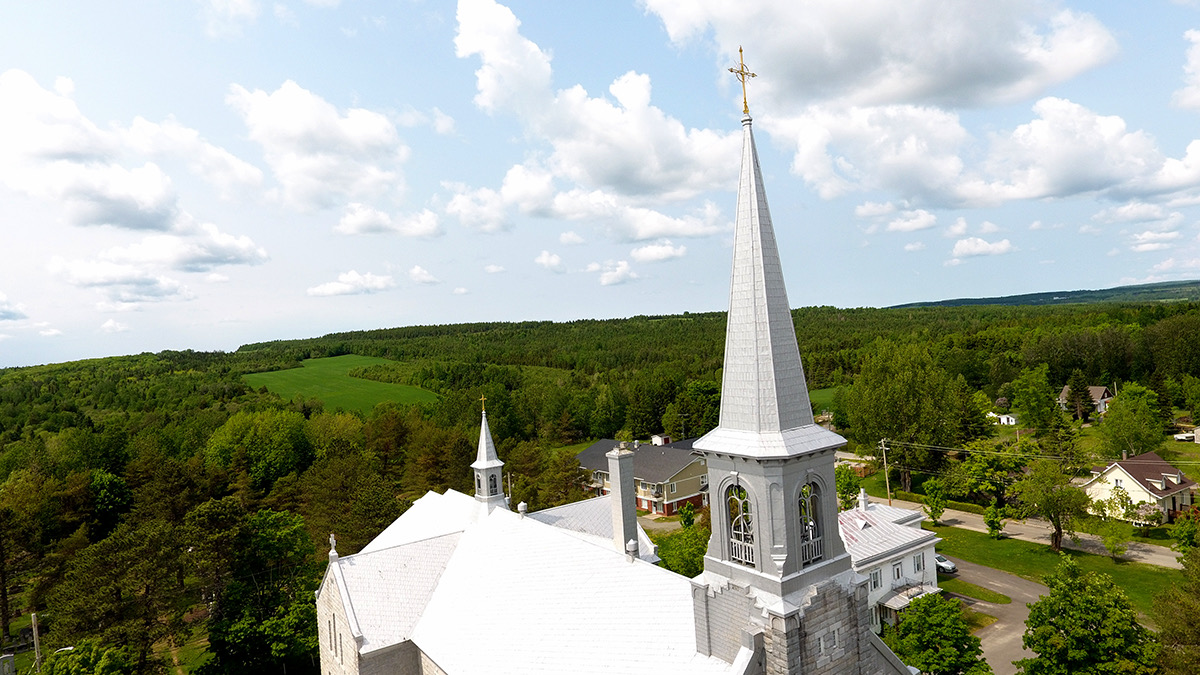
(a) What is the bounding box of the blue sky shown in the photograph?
[3,1,1200,368]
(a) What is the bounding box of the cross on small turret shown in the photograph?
[480,394,487,412]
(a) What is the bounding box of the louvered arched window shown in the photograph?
[727,484,755,567]
[798,482,823,566]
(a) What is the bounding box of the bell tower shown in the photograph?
[471,397,508,511]
[690,48,897,675]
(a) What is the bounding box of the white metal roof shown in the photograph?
[837,507,939,568]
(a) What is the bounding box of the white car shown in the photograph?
[934,554,957,574]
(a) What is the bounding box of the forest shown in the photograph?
[1,298,1199,673]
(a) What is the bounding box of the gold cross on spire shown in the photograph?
[480,394,487,412]
[728,46,756,115]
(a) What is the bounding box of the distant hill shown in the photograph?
[890,279,1200,308]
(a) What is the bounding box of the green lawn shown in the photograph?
[243,355,439,415]
[938,574,1012,604]
[927,523,1179,621]
[809,386,838,414]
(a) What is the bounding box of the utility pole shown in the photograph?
[880,438,892,506]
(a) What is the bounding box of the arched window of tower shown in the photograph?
[799,482,823,566]
[727,484,755,567]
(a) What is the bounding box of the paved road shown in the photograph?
[873,496,1182,570]
[948,558,1048,675]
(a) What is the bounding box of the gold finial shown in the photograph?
[480,394,487,412]
[728,46,756,115]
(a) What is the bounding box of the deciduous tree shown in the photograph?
[1154,547,1200,675]
[883,593,991,675]
[1009,460,1090,552]
[923,478,948,525]
[1017,555,1158,675]
[1099,384,1165,460]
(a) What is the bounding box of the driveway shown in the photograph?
[948,557,1048,675]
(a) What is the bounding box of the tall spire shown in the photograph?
[716,114,815,436]
[471,408,507,510]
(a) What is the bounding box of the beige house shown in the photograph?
[577,438,708,515]
[1058,384,1114,414]
[1083,451,1196,523]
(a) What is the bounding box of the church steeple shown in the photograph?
[692,102,848,596]
[471,399,507,510]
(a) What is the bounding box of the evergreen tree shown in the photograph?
[1017,555,1158,675]
[1064,369,1094,422]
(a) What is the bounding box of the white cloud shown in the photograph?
[100,223,268,272]
[854,201,896,218]
[484,264,505,273]
[0,69,258,231]
[903,242,926,252]
[336,204,442,237]
[101,319,129,333]
[227,80,408,210]
[559,231,585,245]
[887,210,937,232]
[39,328,62,337]
[586,260,638,286]
[534,250,565,272]
[630,241,686,262]
[1092,202,1170,224]
[432,108,456,135]
[781,104,969,201]
[978,221,1000,234]
[1131,230,1181,252]
[645,1,1115,108]
[971,97,1160,202]
[201,0,262,37]
[445,184,509,232]
[0,292,27,321]
[945,217,968,237]
[950,237,1016,257]
[122,116,263,198]
[408,265,439,284]
[1173,30,1200,111]
[48,257,191,308]
[453,287,468,295]
[452,0,740,239]
[306,270,396,296]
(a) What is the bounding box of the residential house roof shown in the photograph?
[576,438,701,484]
[837,506,940,568]
[1085,451,1197,499]
[1058,385,1112,404]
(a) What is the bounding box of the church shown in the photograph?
[315,59,914,675]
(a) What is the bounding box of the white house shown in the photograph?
[1058,384,1114,415]
[838,490,941,633]
[1083,451,1196,523]
[986,412,1016,426]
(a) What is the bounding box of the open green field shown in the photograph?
[809,386,838,414]
[243,355,439,415]
[927,522,1179,622]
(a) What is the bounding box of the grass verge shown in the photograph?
[938,575,1012,604]
[960,605,999,632]
[928,522,1179,621]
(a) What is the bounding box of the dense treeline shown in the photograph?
[1,300,1199,672]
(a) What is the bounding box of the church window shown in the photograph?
[727,484,755,567]
[475,475,481,492]
[489,474,497,495]
[798,482,823,566]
